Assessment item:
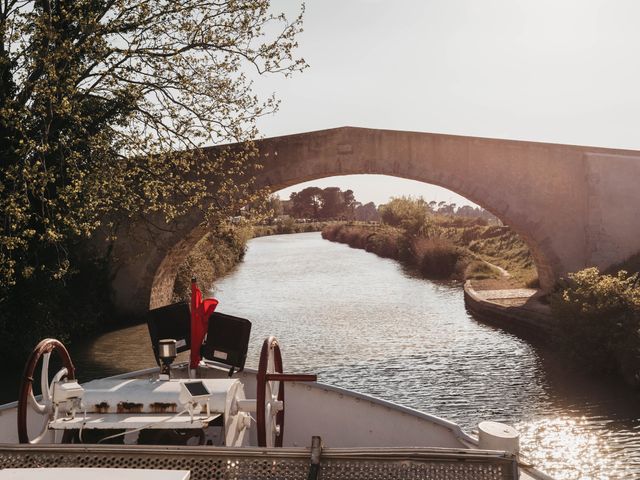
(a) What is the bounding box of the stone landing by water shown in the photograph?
[463,281,555,343]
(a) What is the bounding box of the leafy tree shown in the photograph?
[436,202,456,215]
[456,205,479,217]
[354,201,379,222]
[267,195,283,218]
[379,196,430,235]
[288,186,358,219]
[319,187,356,219]
[325,187,355,219]
[342,189,356,218]
[319,187,342,219]
[289,186,323,218]
[0,0,305,363]
[0,0,305,288]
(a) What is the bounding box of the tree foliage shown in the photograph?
[289,186,356,219]
[378,196,430,235]
[0,0,305,287]
[353,201,379,222]
[378,196,500,235]
[289,186,322,218]
[551,267,640,385]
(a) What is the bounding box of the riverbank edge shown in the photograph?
[463,281,555,344]
[252,221,339,238]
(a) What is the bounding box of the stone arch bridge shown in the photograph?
[109,127,640,317]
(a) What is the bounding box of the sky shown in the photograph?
[249,0,640,207]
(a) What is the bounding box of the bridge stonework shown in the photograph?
[107,127,640,317]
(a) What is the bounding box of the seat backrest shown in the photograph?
[201,312,252,372]
[147,302,191,365]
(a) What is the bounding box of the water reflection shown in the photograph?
[518,416,631,480]
[70,232,639,479]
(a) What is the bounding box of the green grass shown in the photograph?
[465,260,502,280]
[432,223,535,283]
[322,218,537,285]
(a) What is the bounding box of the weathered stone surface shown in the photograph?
[106,127,640,317]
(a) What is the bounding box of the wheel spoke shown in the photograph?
[267,348,275,373]
[267,348,280,410]
[28,391,47,414]
[29,416,50,444]
[40,352,51,403]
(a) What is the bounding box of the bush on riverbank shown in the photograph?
[322,224,407,259]
[365,227,406,259]
[322,223,470,279]
[379,197,431,235]
[551,267,640,387]
[411,237,469,279]
[172,225,252,302]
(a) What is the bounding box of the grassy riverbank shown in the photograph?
[322,219,536,285]
[436,220,536,285]
[252,220,337,237]
[172,225,253,302]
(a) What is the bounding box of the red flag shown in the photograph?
[190,278,219,369]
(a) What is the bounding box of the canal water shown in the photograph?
[55,233,640,478]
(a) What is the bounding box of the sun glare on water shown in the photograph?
[517,416,631,480]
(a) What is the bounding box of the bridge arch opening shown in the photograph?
[278,174,540,286]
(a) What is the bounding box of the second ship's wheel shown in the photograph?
[257,336,284,447]
[256,336,317,447]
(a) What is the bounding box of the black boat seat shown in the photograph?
[147,302,191,365]
[201,312,252,374]
[147,302,251,373]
